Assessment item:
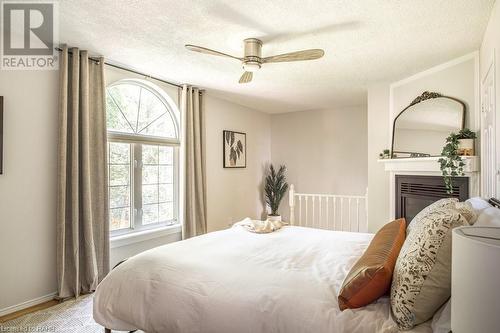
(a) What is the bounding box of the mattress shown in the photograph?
[93,226,432,333]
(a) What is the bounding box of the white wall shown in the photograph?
[367,83,390,233]
[391,57,478,131]
[0,70,59,312]
[367,55,479,232]
[271,107,368,221]
[205,95,271,231]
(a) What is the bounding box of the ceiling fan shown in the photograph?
[185,38,324,84]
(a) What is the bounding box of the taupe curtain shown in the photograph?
[56,46,109,299]
[181,85,207,238]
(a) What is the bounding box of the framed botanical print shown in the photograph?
[223,130,246,168]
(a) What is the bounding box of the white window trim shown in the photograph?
[110,224,181,249]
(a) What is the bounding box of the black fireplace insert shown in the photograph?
[395,175,469,224]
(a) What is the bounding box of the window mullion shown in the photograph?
[174,146,180,223]
[157,146,160,224]
[108,91,136,133]
[135,88,142,133]
[134,143,143,229]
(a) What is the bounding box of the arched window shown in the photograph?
[106,79,180,234]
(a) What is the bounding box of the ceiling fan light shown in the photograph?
[243,62,261,72]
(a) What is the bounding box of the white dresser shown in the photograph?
[451,226,500,333]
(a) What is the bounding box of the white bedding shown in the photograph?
[93,226,432,333]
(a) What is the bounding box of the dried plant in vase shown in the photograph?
[265,164,288,222]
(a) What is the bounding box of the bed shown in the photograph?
[93,223,433,332]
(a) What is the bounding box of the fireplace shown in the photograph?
[395,175,469,224]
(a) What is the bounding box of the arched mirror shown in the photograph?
[391,91,466,158]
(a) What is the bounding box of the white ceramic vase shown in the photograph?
[267,215,282,222]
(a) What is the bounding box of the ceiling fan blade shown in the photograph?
[239,71,253,84]
[263,21,360,43]
[185,44,242,61]
[263,49,324,63]
[208,3,276,36]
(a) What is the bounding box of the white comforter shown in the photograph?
[93,226,432,333]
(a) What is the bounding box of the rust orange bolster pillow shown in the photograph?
[338,218,406,310]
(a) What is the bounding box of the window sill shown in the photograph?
[110,224,182,249]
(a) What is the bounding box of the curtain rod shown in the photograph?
[55,47,183,89]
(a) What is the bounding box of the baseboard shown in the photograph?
[0,292,57,318]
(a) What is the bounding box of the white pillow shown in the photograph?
[465,197,492,224]
[475,206,500,227]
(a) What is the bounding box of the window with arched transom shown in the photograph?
[106,80,179,234]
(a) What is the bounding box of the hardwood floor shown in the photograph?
[0,299,59,323]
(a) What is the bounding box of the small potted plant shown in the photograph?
[379,149,391,159]
[265,164,288,222]
[439,132,465,194]
[456,128,476,156]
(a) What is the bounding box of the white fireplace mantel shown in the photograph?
[378,156,480,173]
[378,156,480,220]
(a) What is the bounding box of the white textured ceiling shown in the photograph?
[59,0,494,113]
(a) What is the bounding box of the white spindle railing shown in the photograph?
[289,185,368,233]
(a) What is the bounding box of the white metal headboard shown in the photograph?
[288,185,368,232]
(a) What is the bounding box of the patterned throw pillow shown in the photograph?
[406,198,458,234]
[390,205,472,330]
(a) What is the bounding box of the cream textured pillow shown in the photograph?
[390,205,472,330]
[454,201,476,224]
[406,198,458,234]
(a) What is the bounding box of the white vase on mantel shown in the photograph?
[458,139,474,156]
[267,215,282,222]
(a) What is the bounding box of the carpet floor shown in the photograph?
[0,295,144,333]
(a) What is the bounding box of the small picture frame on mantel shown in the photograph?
[0,96,3,174]
[223,130,246,168]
